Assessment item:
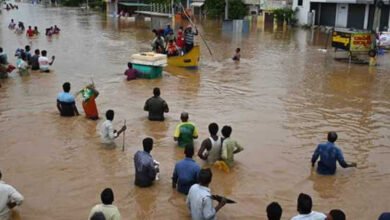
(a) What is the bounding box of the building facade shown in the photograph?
[293,0,390,31]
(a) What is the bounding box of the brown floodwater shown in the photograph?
[0,3,390,220]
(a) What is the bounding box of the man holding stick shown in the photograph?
[100,110,127,146]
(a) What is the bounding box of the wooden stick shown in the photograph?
[122,120,126,152]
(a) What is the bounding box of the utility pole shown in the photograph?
[225,0,228,20]
[372,0,382,33]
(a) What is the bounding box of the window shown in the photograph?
[298,0,303,6]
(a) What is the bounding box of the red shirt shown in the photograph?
[26,29,34,37]
[176,32,184,48]
[124,68,139,80]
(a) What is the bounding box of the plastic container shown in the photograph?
[133,64,163,79]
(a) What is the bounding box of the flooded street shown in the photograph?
[1,3,390,219]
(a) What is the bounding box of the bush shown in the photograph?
[228,0,247,19]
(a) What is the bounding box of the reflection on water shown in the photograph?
[0,2,389,220]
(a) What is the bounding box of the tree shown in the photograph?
[204,0,225,18]
[228,0,247,19]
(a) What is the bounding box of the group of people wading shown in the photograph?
[151,24,198,56]
[51,80,364,220]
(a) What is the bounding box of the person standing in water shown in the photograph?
[232,48,240,61]
[38,50,55,72]
[311,132,357,175]
[144,87,169,121]
[198,123,222,165]
[56,82,79,117]
[80,84,100,120]
[100,109,127,145]
[174,112,198,148]
[0,170,24,220]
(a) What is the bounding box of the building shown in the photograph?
[293,0,390,31]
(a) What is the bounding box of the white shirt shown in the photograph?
[100,120,118,144]
[0,181,24,220]
[88,204,121,220]
[291,211,327,220]
[206,137,222,164]
[186,184,216,220]
[38,56,49,71]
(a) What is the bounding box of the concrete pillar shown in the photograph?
[388,12,390,31]
[364,3,369,29]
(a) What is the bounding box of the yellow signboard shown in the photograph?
[350,33,372,52]
[332,31,351,50]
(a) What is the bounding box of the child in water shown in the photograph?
[33,26,39,35]
[232,48,240,61]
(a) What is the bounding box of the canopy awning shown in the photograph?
[190,2,204,7]
[118,2,151,7]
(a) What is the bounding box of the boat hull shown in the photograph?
[168,46,200,67]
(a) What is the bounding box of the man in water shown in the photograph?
[124,62,139,81]
[311,132,357,175]
[134,137,159,187]
[378,213,390,220]
[90,212,106,220]
[174,112,198,148]
[0,47,14,78]
[0,170,24,220]
[291,193,326,220]
[266,202,282,220]
[221,125,244,167]
[25,45,32,65]
[30,49,40,70]
[38,50,55,72]
[88,188,121,220]
[26,26,34,37]
[198,123,222,165]
[144,87,169,121]
[186,168,226,219]
[100,110,126,145]
[56,82,79,117]
[0,47,8,65]
[8,19,16,29]
[326,209,345,220]
[172,144,200,195]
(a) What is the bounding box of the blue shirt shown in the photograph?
[163,27,173,36]
[311,141,348,175]
[57,92,75,103]
[172,158,200,194]
[57,92,76,116]
[134,151,157,187]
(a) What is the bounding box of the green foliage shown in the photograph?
[61,0,105,10]
[273,8,285,22]
[228,0,247,19]
[273,8,297,25]
[204,0,225,18]
[62,0,80,6]
[89,0,105,10]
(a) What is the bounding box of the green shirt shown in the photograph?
[221,137,244,167]
[174,122,198,148]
